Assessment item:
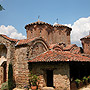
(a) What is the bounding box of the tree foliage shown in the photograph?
[8,63,14,90]
[0,4,5,11]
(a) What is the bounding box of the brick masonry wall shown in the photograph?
[81,39,90,54]
[29,62,70,90]
[26,24,71,46]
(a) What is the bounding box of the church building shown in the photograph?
[0,20,90,90]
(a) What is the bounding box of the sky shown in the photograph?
[0,0,90,47]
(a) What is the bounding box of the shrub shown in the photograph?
[82,76,88,82]
[1,81,8,90]
[75,79,81,88]
[29,72,39,86]
[75,79,81,84]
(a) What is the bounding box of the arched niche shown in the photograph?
[53,46,63,51]
[0,44,7,83]
[28,39,49,58]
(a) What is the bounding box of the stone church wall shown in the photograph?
[0,36,16,86]
[26,24,71,46]
[0,66,4,84]
[14,46,29,88]
[29,62,70,90]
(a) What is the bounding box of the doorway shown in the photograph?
[46,70,53,87]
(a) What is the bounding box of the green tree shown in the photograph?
[8,63,14,90]
[0,4,5,11]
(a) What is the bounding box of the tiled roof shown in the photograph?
[17,39,31,45]
[25,20,52,29]
[53,24,72,30]
[16,37,39,45]
[25,20,71,30]
[53,23,67,27]
[28,50,90,62]
[49,44,60,49]
[64,44,77,51]
[49,44,63,51]
[0,34,18,43]
[81,35,90,40]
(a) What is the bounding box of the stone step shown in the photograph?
[42,87,55,90]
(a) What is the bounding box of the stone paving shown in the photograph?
[12,84,90,90]
[79,84,90,90]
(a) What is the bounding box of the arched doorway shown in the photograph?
[0,44,7,83]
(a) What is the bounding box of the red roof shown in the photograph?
[17,38,34,45]
[25,20,71,30]
[0,34,18,43]
[16,37,43,45]
[64,44,77,51]
[28,50,90,62]
[25,20,52,29]
[81,35,90,40]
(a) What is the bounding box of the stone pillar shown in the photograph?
[0,66,4,85]
[14,47,29,88]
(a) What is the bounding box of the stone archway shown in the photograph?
[0,44,7,84]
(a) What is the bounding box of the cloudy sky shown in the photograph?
[0,0,90,47]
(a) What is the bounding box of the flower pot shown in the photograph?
[24,88,29,90]
[31,86,37,90]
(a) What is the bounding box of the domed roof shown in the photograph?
[25,20,52,29]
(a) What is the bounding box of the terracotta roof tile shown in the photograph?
[49,44,59,49]
[64,44,77,51]
[25,20,72,30]
[49,44,63,51]
[28,50,90,62]
[54,24,67,27]
[16,37,38,45]
[0,34,18,43]
[81,35,90,40]
[53,24,72,30]
[25,20,52,29]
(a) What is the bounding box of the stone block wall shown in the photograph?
[0,66,4,84]
[0,36,16,85]
[14,46,29,88]
[29,62,70,90]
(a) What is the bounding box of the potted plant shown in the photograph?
[75,79,81,88]
[82,76,88,85]
[24,85,29,90]
[29,73,39,90]
[88,75,90,83]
